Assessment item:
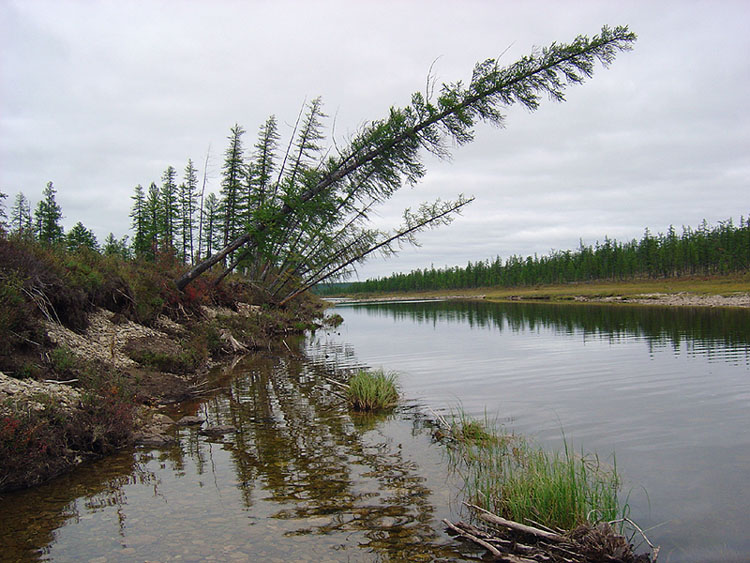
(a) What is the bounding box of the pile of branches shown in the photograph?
[445,503,658,563]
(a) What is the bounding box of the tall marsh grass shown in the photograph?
[447,412,623,531]
[346,369,399,411]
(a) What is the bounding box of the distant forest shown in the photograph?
[315,217,750,295]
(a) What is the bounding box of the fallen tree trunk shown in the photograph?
[445,503,657,563]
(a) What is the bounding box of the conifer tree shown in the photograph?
[145,182,161,259]
[65,221,99,252]
[103,232,131,259]
[130,184,151,258]
[219,125,246,258]
[10,192,33,235]
[34,181,64,246]
[0,190,7,232]
[160,166,179,254]
[201,192,221,259]
[180,159,199,264]
[176,26,637,296]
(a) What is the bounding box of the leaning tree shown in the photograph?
[176,25,637,303]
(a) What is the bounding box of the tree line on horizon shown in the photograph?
[316,217,750,295]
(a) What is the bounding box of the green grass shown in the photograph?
[447,413,623,531]
[346,369,399,412]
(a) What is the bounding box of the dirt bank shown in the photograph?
[1,299,326,492]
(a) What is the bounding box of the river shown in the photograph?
[2,300,749,562]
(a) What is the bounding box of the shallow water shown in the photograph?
[3,300,749,562]
[314,300,750,562]
[1,350,479,562]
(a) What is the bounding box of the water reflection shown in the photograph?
[2,346,478,562]
[197,354,461,559]
[321,300,750,562]
[344,300,750,362]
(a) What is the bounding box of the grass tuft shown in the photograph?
[447,412,623,531]
[346,369,399,412]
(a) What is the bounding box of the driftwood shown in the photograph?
[219,329,248,353]
[445,503,656,563]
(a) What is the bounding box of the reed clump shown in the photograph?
[346,369,399,412]
[447,413,623,532]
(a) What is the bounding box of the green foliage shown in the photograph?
[159,166,180,255]
[65,222,99,252]
[447,414,623,531]
[220,124,247,254]
[0,387,133,492]
[34,181,64,246]
[125,347,196,374]
[48,345,76,373]
[9,192,33,236]
[176,26,636,299]
[200,192,221,259]
[0,267,43,356]
[327,215,750,295]
[346,369,399,412]
[0,190,7,231]
[0,237,91,334]
[179,159,199,265]
[102,233,130,260]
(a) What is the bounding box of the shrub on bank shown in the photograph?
[0,388,133,492]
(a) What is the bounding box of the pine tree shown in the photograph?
[34,181,64,246]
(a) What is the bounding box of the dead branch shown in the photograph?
[443,519,502,558]
[466,502,565,542]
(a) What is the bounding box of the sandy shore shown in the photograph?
[574,292,750,308]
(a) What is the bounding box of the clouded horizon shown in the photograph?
[2,0,748,279]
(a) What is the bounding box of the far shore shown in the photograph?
[323,274,750,308]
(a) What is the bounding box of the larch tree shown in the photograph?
[0,190,7,232]
[180,159,199,265]
[10,192,33,236]
[34,181,64,246]
[175,25,637,301]
[201,192,221,259]
[130,184,151,258]
[160,166,179,254]
[145,182,161,259]
[219,125,246,265]
[103,233,131,259]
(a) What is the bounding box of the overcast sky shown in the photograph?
[1,0,748,279]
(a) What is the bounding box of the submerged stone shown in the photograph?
[177,415,205,426]
[199,424,237,437]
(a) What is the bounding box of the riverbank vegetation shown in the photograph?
[440,413,654,561]
[0,234,325,492]
[317,215,750,297]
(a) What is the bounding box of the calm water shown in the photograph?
[2,301,749,562]
[314,300,750,562]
